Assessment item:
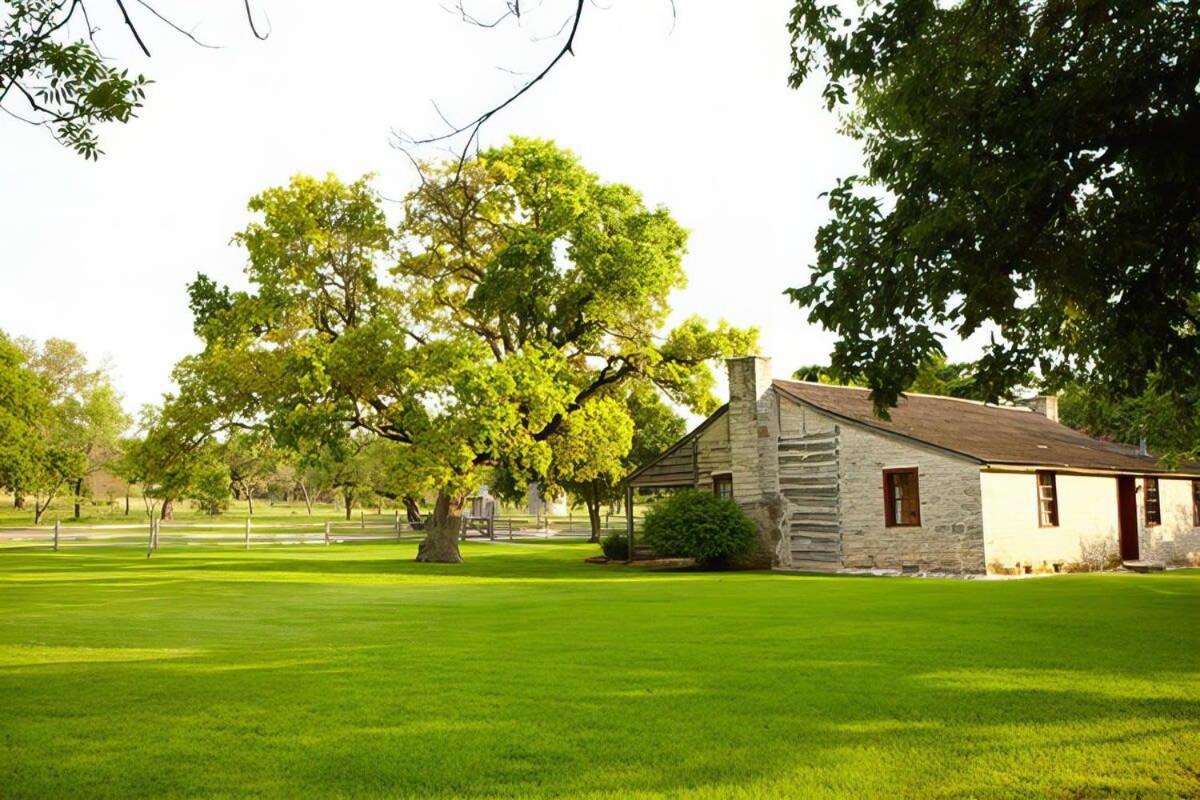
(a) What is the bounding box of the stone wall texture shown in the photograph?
[832,413,987,574]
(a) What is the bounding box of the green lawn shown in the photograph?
[1,543,1197,798]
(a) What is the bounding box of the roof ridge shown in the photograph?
[772,378,1033,412]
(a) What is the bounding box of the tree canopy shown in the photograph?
[182,138,756,561]
[786,0,1200,412]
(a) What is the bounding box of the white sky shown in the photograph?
[0,0,986,419]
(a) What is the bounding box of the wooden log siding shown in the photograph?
[779,429,842,570]
[627,406,729,490]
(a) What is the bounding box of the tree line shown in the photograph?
[1,138,748,558]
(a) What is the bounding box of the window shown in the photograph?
[1144,477,1161,526]
[1036,471,1059,527]
[713,474,733,501]
[1192,480,1199,527]
[883,468,921,527]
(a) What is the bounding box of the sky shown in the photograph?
[1,0,985,419]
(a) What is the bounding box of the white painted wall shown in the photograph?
[982,472,1200,569]
[981,471,1121,569]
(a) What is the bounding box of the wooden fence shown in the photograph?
[0,513,628,552]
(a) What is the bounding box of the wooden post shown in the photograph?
[147,519,154,558]
[625,484,635,561]
[324,520,330,546]
[53,518,59,552]
[508,518,513,541]
[153,517,159,550]
[244,517,251,549]
[360,510,365,530]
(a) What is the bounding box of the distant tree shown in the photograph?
[219,430,279,515]
[1059,378,1200,465]
[120,402,211,520]
[0,330,79,523]
[183,140,755,562]
[18,337,130,518]
[2,0,265,159]
[786,0,1200,412]
[547,395,633,542]
[791,355,1025,403]
[549,381,686,542]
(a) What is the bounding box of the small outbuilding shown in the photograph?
[626,357,1200,574]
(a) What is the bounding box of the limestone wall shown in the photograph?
[825,410,987,573]
[1143,478,1200,565]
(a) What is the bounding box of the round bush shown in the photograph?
[641,489,756,567]
[600,530,630,561]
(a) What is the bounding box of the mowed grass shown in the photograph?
[1,543,1198,799]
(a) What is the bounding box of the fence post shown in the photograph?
[508,518,513,541]
[147,519,154,558]
[324,520,330,546]
[244,517,251,549]
[53,518,60,552]
[153,517,159,550]
[360,510,365,530]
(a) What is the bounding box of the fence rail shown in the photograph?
[0,513,630,551]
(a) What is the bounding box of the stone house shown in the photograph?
[625,357,1200,574]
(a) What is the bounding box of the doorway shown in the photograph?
[1116,476,1139,561]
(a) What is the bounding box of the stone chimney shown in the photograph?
[726,356,782,565]
[1023,395,1059,423]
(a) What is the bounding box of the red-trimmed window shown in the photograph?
[713,474,733,501]
[883,468,921,527]
[1036,471,1059,527]
[1144,477,1161,526]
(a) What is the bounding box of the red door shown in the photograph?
[1116,476,1139,561]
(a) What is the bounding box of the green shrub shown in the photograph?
[642,489,756,567]
[600,530,630,561]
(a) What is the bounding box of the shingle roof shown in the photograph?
[772,379,1200,475]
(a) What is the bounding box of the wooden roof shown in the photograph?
[773,380,1200,476]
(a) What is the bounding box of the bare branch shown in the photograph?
[113,0,152,56]
[244,0,270,40]
[135,1,221,49]
[397,0,586,177]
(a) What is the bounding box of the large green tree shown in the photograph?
[183,138,755,562]
[786,0,1200,412]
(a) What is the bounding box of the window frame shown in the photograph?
[712,473,733,502]
[1193,479,1200,527]
[1144,476,1161,527]
[882,467,922,528]
[1036,470,1059,528]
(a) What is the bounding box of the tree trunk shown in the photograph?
[403,495,423,526]
[416,491,464,563]
[33,494,43,525]
[14,491,24,509]
[299,482,313,514]
[73,478,84,519]
[161,498,175,521]
[242,482,254,516]
[344,491,353,521]
[585,481,603,543]
[124,489,130,516]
